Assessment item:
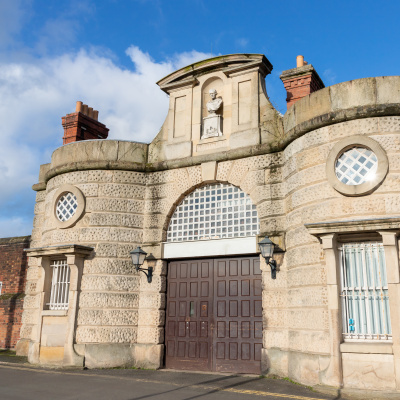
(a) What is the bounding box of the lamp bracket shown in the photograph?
[135,266,153,283]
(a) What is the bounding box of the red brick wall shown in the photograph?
[0,236,30,349]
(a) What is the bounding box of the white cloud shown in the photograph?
[323,68,337,85]
[0,216,33,238]
[0,45,212,236]
[235,38,249,48]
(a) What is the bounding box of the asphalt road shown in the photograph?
[0,362,345,400]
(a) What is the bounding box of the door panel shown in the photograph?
[165,256,262,374]
[165,259,213,371]
[213,257,262,373]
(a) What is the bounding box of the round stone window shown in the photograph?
[335,146,378,186]
[326,135,388,196]
[56,192,78,222]
[53,184,85,228]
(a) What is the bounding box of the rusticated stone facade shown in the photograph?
[17,54,400,398]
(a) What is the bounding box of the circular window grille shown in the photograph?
[335,147,378,186]
[167,183,259,242]
[56,192,78,222]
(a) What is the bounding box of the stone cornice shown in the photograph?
[157,54,273,94]
[305,217,400,236]
[25,244,94,258]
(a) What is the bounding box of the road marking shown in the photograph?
[0,364,329,400]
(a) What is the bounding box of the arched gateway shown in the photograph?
[163,183,263,373]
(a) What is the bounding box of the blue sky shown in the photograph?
[0,0,399,237]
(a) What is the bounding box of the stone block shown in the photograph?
[87,170,114,183]
[201,161,217,182]
[77,309,138,326]
[376,76,400,105]
[76,326,137,344]
[79,292,139,309]
[288,330,330,354]
[137,326,164,344]
[287,286,328,308]
[84,258,135,275]
[230,128,260,149]
[133,343,163,369]
[39,346,64,365]
[99,183,145,199]
[330,78,376,111]
[75,183,99,197]
[187,165,202,186]
[113,170,146,185]
[342,353,396,390]
[81,275,140,292]
[84,344,135,369]
[110,228,142,243]
[262,347,289,376]
[165,141,191,160]
[263,329,289,349]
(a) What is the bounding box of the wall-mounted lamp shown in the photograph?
[258,236,277,279]
[130,246,153,283]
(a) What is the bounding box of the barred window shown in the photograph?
[56,192,78,222]
[335,147,378,185]
[48,260,70,310]
[167,183,259,242]
[340,242,391,341]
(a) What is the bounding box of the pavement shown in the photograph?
[0,350,346,400]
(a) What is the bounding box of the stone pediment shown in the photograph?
[157,53,273,94]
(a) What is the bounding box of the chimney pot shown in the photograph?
[280,58,325,109]
[82,104,88,115]
[62,103,109,144]
[296,55,304,68]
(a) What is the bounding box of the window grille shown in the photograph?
[339,243,391,340]
[48,260,70,310]
[167,183,259,242]
[335,147,378,185]
[56,192,78,222]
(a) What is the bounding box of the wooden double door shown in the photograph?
[165,256,263,374]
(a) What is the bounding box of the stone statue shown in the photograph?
[206,89,223,115]
[202,89,223,139]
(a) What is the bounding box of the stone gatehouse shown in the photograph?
[16,53,400,396]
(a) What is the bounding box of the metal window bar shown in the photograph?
[339,243,391,341]
[48,260,70,310]
[166,183,260,242]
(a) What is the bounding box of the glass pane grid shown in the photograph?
[167,183,259,242]
[339,242,391,341]
[56,192,78,222]
[48,260,70,310]
[335,147,378,185]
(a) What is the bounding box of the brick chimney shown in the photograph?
[280,55,325,109]
[62,101,109,145]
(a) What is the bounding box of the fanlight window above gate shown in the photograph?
[167,183,259,242]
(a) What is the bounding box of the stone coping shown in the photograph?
[33,140,284,190]
[282,102,400,150]
[283,76,400,136]
[0,236,31,245]
[305,216,400,236]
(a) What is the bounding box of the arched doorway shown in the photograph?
[164,183,262,373]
